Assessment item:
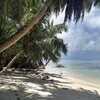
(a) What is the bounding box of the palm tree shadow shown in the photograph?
[0,72,100,100]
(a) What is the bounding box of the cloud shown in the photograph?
[50,11,65,25]
[53,7,100,52]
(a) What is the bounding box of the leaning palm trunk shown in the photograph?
[0,0,53,53]
[0,50,22,75]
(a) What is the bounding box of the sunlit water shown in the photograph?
[46,60,100,88]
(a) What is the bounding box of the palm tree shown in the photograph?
[0,0,96,53]
[0,16,67,73]
[20,20,67,69]
[0,0,53,53]
[0,50,22,75]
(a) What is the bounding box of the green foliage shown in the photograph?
[1,0,98,69]
[22,19,68,64]
[9,0,25,23]
[94,0,100,7]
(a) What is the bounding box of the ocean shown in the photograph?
[46,60,100,88]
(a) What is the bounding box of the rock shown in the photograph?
[56,64,65,68]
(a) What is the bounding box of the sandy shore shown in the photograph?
[0,71,100,100]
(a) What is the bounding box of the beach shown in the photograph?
[0,69,100,100]
[0,0,100,100]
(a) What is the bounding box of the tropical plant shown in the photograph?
[20,20,67,69]
[0,0,100,73]
[0,0,97,53]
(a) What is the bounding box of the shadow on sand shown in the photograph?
[0,72,100,100]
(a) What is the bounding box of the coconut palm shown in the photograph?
[0,0,97,53]
[20,20,67,69]
[0,15,67,73]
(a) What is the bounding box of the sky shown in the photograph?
[51,7,100,60]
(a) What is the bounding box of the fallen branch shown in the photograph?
[0,50,22,75]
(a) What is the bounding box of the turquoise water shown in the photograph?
[46,60,100,86]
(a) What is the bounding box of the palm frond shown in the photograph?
[9,0,26,23]
[41,42,59,62]
[64,0,93,22]
[49,0,93,23]
[94,0,100,7]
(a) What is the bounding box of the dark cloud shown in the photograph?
[51,7,100,59]
[57,7,100,52]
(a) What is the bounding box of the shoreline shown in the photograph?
[48,72,100,94]
[64,75,100,94]
[45,68,100,94]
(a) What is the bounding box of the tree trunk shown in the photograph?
[43,59,50,68]
[0,0,53,53]
[0,50,22,75]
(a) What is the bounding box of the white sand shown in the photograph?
[0,71,100,100]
